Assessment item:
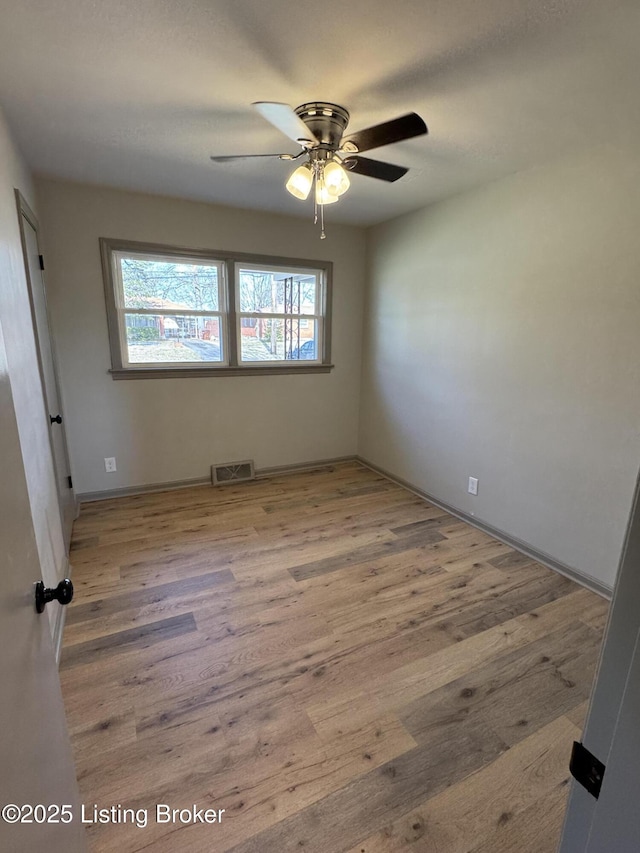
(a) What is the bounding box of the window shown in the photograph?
[100,239,332,378]
[237,264,322,364]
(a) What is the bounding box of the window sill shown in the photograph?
[109,364,334,380]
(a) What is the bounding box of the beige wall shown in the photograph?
[360,144,640,590]
[0,108,66,619]
[36,179,366,495]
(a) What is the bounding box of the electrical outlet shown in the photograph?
[468,476,479,496]
[104,457,117,473]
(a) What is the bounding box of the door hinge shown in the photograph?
[38,254,45,270]
[67,475,73,489]
[570,741,605,800]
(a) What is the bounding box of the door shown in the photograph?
[0,317,86,851]
[16,191,76,550]
[559,470,640,852]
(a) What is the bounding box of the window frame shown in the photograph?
[100,238,333,379]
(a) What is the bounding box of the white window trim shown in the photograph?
[100,238,333,379]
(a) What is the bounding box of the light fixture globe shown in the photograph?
[285,163,313,200]
[315,183,339,205]
[324,160,350,197]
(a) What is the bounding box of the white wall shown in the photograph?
[0,108,66,611]
[36,179,366,495]
[360,144,640,590]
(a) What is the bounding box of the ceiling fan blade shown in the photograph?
[252,102,318,147]
[210,153,294,163]
[341,113,427,154]
[344,156,409,182]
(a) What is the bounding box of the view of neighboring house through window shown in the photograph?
[101,239,332,376]
[237,264,322,363]
[116,252,225,365]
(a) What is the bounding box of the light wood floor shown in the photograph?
[60,462,608,853]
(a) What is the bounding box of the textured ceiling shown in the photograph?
[0,0,637,225]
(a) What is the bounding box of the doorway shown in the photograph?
[15,190,76,550]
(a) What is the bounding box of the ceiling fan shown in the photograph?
[210,101,428,237]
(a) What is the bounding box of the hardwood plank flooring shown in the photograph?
[60,462,608,853]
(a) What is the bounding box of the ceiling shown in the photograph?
[0,0,637,226]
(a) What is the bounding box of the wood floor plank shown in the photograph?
[470,781,571,853]
[66,568,234,625]
[306,592,600,741]
[79,712,416,853]
[440,566,576,640]
[253,497,440,540]
[226,719,508,853]
[488,549,541,570]
[398,621,600,749]
[565,700,590,731]
[60,612,198,669]
[389,515,456,539]
[289,527,447,581]
[63,568,236,644]
[344,714,579,853]
[68,706,138,763]
[59,462,608,853]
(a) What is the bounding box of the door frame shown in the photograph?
[559,467,640,851]
[15,189,77,551]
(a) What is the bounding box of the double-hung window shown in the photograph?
[236,263,324,365]
[101,239,332,378]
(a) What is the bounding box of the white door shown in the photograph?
[0,317,86,851]
[559,471,640,852]
[16,192,76,550]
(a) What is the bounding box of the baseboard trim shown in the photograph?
[254,456,357,479]
[77,457,358,503]
[77,476,212,503]
[356,456,613,600]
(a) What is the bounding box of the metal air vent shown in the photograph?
[211,459,255,486]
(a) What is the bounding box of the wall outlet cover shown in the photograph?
[468,476,479,495]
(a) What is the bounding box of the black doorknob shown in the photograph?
[35,578,74,614]
[50,414,62,424]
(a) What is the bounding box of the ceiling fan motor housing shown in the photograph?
[294,102,350,150]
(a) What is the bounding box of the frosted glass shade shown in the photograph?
[315,183,339,205]
[324,160,350,196]
[285,164,313,200]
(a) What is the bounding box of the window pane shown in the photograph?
[238,268,317,315]
[239,317,318,362]
[120,256,220,311]
[125,314,223,363]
